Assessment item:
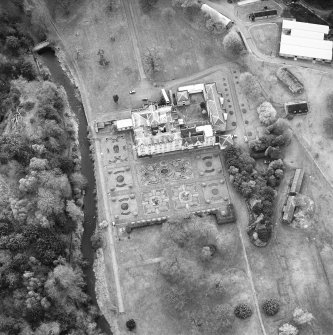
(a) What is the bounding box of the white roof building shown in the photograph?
[279,20,332,62]
[201,4,232,28]
[282,19,329,34]
[116,118,133,131]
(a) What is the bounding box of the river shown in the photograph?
[38,49,112,335]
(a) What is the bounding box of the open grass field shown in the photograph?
[115,217,262,335]
[249,23,280,57]
[126,1,230,82]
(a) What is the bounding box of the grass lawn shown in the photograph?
[129,0,230,81]
[115,217,262,335]
[249,23,279,57]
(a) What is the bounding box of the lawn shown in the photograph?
[115,216,262,335]
[128,0,230,82]
[249,23,279,57]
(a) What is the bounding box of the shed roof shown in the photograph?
[280,35,332,61]
[282,19,329,34]
[291,29,324,40]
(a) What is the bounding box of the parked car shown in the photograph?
[129,89,136,94]
[244,136,248,143]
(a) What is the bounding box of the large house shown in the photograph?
[116,82,231,157]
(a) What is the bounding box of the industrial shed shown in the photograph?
[279,20,332,63]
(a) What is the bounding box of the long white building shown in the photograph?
[279,20,332,63]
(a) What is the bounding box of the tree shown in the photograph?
[126,319,136,331]
[223,31,244,57]
[144,47,162,76]
[257,101,277,126]
[293,307,314,325]
[35,322,61,335]
[113,94,119,103]
[234,303,252,319]
[70,172,88,190]
[45,264,87,309]
[66,200,84,223]
[97,49,110,67]
[37,188,64,217]
[139,0,158,12]
[239,72,263,105]
[5,36,20,53]
[279,323,298,335]
[18,61,37,81]
[91,229,103,250]
[262,298,280,316]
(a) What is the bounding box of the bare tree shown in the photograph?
[144,47,162,76]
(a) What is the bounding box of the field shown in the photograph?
[249,23,280,56]
[115,216,262,335]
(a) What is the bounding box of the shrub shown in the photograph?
[234,303,252,319]
[262,298,280,316]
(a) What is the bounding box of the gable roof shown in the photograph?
[176,90,189,103]
[205,83,225,127]
[218,134,233,149]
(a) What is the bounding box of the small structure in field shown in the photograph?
[249,10,278,21]
[289,168,304,195]
[282,196,296,224]
[201,4,234,29]
[213,204,236,225]
[125,217,168,233]
[176,90,190,106]
[282,168,304,224]
[116,119,133,131]
[284,101,308,115]
[276,67,304,94]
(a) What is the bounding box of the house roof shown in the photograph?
[218,134,233,149]
[176,90,189,103]
[280,34,332,61]
[205,83,225,127]
[252,10,277,18]
[285,101,308,113]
